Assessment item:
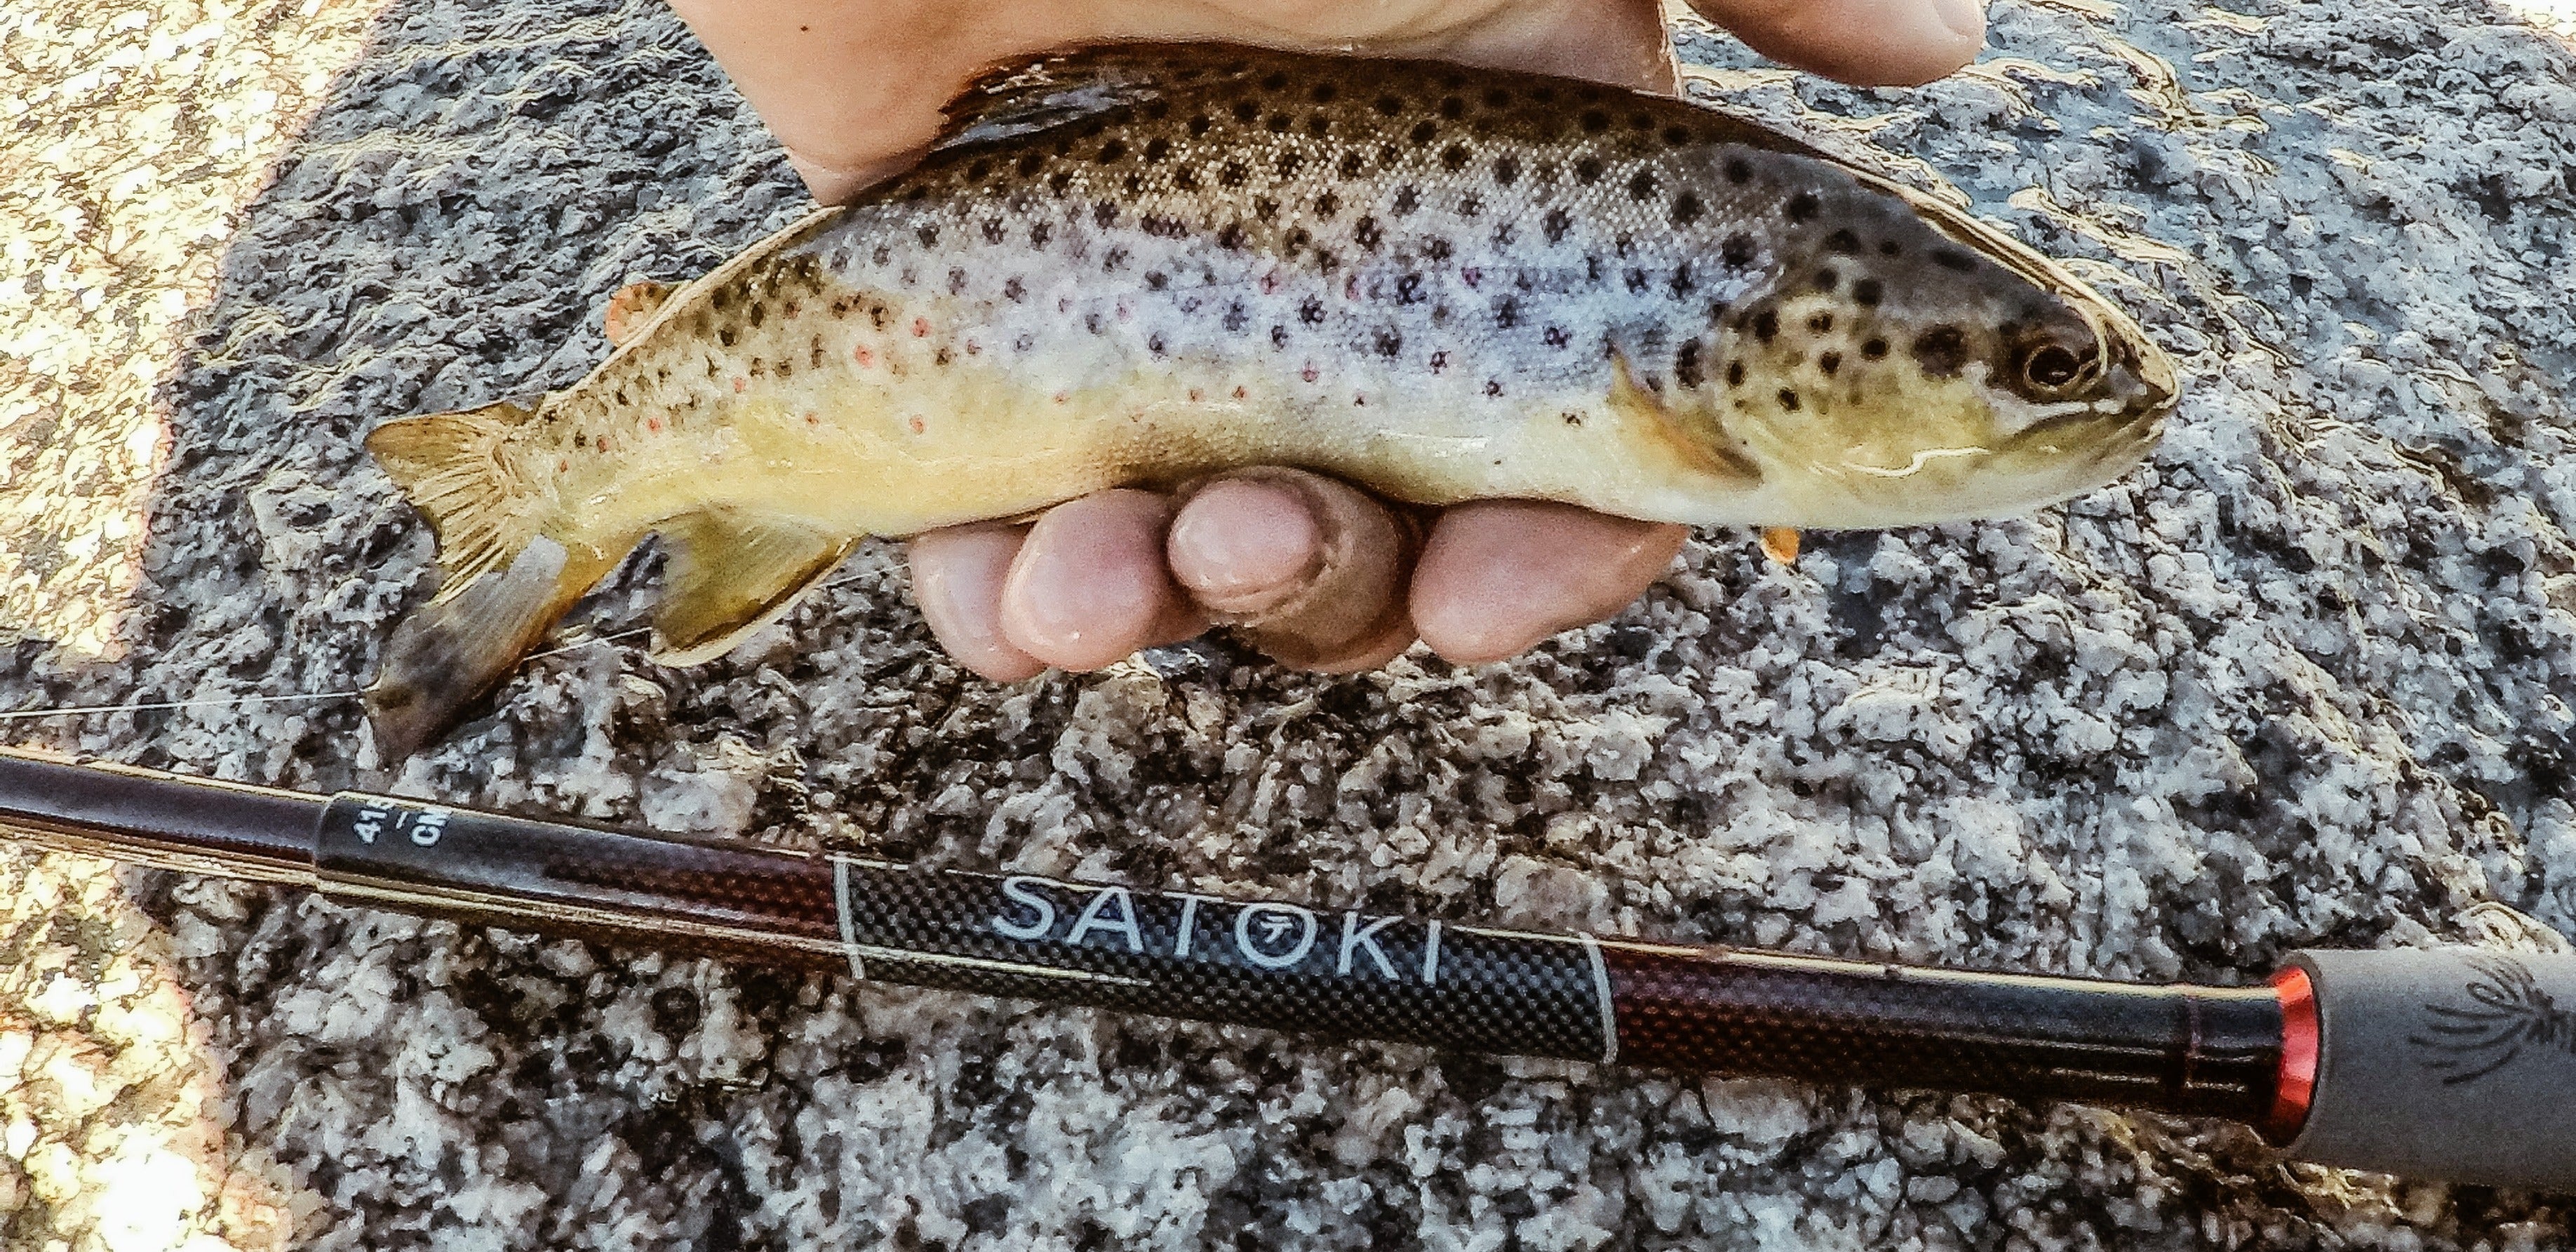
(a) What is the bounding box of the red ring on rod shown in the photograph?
[2264,966,2319,1144]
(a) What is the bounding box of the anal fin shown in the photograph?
[650,510,857,665]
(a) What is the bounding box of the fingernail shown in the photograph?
[1933,0,1987,42]
[1169,479,1322,615]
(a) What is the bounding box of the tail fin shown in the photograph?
[363,536,614,761]
[366,400,543,592]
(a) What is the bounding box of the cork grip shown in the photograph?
[2286,948,2576,1192]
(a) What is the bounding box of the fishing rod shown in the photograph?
[0,745,2568,1192]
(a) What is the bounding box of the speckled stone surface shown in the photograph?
[3,0,2575,1246]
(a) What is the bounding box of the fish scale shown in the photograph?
[358,41,2178,759]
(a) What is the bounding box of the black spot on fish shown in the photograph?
[1096,140,1127,164]
[1030,222,1052,248]
[1778,388,1800,411]
[1374,328,1403,357]
[1786,192,1820,222]
[1395,273,1424,303]
[1564,412,1583,425]
[1142,215,1187,239]
[1543,208,1571,243]
[1491,222,1516,247]
[1495,295,1523,328]
[981,218,1006,244]
[1879,240,1901,256]
[966,159,990,182]
[1485,379,1504,397]
[1271,324,1289,348]
[1003,277,1025,301]
[1217,222,1247,250]
[1726,360,1745,387]
[1457,193,1482,218]
[1285,227,1310,255]
[1266,113,1291,133]
[1275,151,1304,179]
[1825,229,1860,255]
[1628,112,1653,131]
[1219,161,1248,188]
[1312,82,1338,103]
[1494,156,1521,185]
[1408,119,1438,145]
[1425,237,1452,261]
[1188,114,1213,138]
[1722,233,1755,267]
[1299,298,1326,325]
[1148,333,1166,356]
[1670,264,1696,297]
[1094,201,1118,227]
[1016,153,1044,177]
[1255,197,1281,222]
[1662,125,1693,147]
[1543,326,1571,347]
[748,303,766,327]
[1085,313,1103,334]
[1375,95,1404,115]
[1145,272,1168,291]
[1751,309,1778,342]
[1815,269,1838,293]
[1484,88,1512,107]
[1442,145,1470,171]
[718,326,736,346]
[1308,115,1330,138]
[872,245,892,266]
[948,268,968,295]
[932,347,950,367]
[1853,278,1883,307]
[1261,70,1289,90]
[1580,109,1611,133]
[1316,192,1341,219]
[1142,138,1170,164]
[1819,351,1842,375]
[1912,326,1968,375]
[1574,157,1604,184]
[1440,95,1465,119]
[1725,158,1752,183]
[1338,152,1366,178]
[1223,302,1248,332]
[1933,248,1976,272]
[1355,216,1383,249]
[1676,340,1705,389]
[1672,192,1703,225]
[1232,100,1259,123]
[1101,246,1129,272]
[1625,268,1651,293]
[1628,170,1658,201]
[1808,312,1833,333]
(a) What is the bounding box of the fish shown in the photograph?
[360,41,2178,759]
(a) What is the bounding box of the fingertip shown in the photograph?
[910,525,1047,683]
[1411,504,1687,665]
[1168,478,1324,616]
[998,490,1192,672]
[1686,0,1985,87]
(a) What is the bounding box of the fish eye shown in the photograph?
[2015,341,2093,393]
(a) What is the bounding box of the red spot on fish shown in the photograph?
[1462,267,1482,288]
[1116,301,1132,321]
[908,415,926,434]
[1188,388,1203,401]
[1053,392,1069,404]
[595,434,609,451]
[1231,386,1247,399]
[1301,364,1320,383]
[911,318,930,338]
[733,376,748,392]
[647,417,662,432]
[966,340,981,354]
[1260,271,1280,294]
[853,346,874,366]
[557,458,569,473]
[805,412,821,425]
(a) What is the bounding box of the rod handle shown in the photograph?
[2284,948,2576,1192]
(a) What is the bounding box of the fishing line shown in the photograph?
[0,560,880,724]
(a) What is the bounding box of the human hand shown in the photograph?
[665,0,1987,681]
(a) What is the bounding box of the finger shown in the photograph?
[1410,502,1688,665]
[1682,0,1987,86]
[999,490,1205,672]
[908,524,1047,681]
[1168,469,1418,672]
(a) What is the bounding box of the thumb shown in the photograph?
[1167,469,1418,673]
[1682,0,1987,87]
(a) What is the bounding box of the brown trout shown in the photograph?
[363,42,2177,757]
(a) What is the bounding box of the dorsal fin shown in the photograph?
[933,43,1264,153]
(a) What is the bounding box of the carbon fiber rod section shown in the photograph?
[1605,943,2287,1130]
[313,794,1616,1062]
[0,748,317,883]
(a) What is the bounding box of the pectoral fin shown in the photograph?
[1605,351,1764,488]
[650,510,857,665]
